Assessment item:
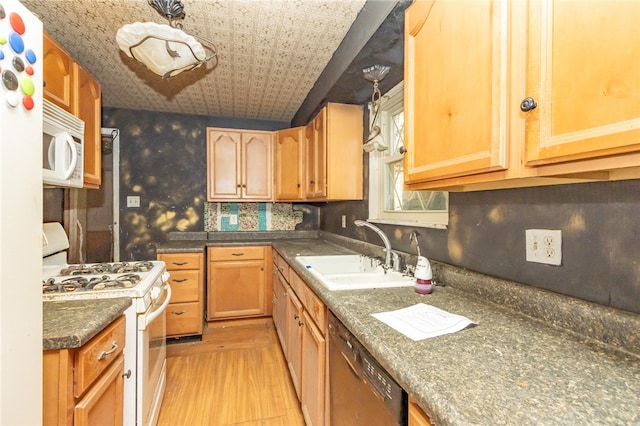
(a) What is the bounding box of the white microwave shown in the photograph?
[43,99,85,188]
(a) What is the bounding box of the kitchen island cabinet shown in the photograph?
[158,252,204,338]
[403,0,639,191]
[43,299,130,426]
[207,245,272,320]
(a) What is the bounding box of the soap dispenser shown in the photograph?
[410,231,433,294]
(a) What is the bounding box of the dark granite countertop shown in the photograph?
[156,233,640,424]
[271,238,640,426]
[43,298,131,351]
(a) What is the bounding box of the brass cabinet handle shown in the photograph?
[98,341,118,361]
[171,310,187,315]
[231,253,245,256]
[172,261,189,266]
[172,278,188,283]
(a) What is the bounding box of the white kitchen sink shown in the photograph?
[294,255,414,291]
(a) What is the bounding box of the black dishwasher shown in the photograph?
[328,311,408,426]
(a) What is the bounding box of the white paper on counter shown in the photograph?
[371,303,477,341]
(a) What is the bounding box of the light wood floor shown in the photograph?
[157,318,305,426]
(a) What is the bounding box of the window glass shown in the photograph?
[368,82,448,228]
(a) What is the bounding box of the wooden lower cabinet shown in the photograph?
[207,246,272,320]
[408,397,433,426]
[158,252,204,337]
[271,249,327,426]
[300,309,326,426]
[286,287,303,399]
[43,316,126,426]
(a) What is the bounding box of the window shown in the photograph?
[368,82,448,228]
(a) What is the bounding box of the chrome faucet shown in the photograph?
[354,220,399,270]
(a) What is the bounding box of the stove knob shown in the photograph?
[150,286,161,299]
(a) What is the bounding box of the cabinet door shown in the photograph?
[300,310,325,426]
[404,0,509,183]
[305,109,327,199]
[43,32,75,112]
[207,259,266,320]
[74,354,124,426]
[286,288,303,400]
[275,127,305,201]
[272,269,288,352]
[207,129,242,200]
[524,1,640,166]
[242,132,273,200]
[408,397,433,426]
[76,64,102,188]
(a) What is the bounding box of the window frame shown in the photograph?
[367,81,449,229]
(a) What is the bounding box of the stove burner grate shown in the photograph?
[59,261,156,276]
[42,273,142,293]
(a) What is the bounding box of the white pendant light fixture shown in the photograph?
[116,0,218,79]
[362,64,390,153]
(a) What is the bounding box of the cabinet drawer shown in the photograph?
[159,252,203,270]
[167,270,200,303]
[303,286,326,334]
[167,302,203,337]
[74,315,125,397]
[291,272,326,334]
[209,246,265,261]
[273,252,290,282]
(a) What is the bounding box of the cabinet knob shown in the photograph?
[399,146,407,155]
[122,369,132,379]
[520,97,538,112]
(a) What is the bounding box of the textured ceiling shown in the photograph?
[22,0,368,122]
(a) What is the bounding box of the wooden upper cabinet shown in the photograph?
[523,0,640,167]
[305,108,326,199]
[242,131,273,200]
[76,64,102,188]
[43,32,75,112]
[207,128,273,201]
[208,129,241,199]
[404,0,509,184]
[323,103,363,200]
[275,127,306,201]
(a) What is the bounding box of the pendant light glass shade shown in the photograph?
[116,0,217,79]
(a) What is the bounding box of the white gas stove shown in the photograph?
[42,260,168,314]
[42,223,170,426]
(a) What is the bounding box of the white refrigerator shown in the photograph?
[0,0,43,423]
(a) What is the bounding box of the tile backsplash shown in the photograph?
[204,202,303,232]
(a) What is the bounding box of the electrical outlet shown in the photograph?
[229,214,238,225]
[127,196,140,208]
[525,229,562,265]
[341,215,346,228]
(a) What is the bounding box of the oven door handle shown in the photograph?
[142,284,172,329]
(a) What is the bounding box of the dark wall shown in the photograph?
[101,107,319,260]
[319,172,640,314]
